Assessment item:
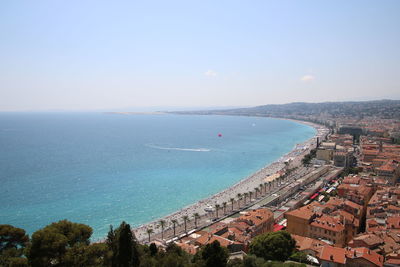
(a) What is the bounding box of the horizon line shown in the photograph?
[1,98,399,113]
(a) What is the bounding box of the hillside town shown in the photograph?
[148,114,400,267]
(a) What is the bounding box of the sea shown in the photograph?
[0,113,315,240]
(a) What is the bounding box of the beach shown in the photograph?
[132,119,329,242]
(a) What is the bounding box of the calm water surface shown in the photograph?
[0,113,315,239]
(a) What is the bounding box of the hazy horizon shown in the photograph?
[1,1,400,111]
[1,98,399,113]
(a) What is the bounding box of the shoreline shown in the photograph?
[131,117,329,242]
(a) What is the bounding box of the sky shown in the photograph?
[1,0,400,111]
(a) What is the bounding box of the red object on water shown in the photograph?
[218,133,222,137]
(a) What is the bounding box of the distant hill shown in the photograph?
[170,100,400,120]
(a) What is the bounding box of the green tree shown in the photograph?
[182,216,189,233]
[227,258,243,267]
[47,219,92,247]
[289,251,309,264]
[146,228,153,243]
[118,222,140,267]
[27,227,68,266]
[302,149,316,166]
[215,204,220,218]
[107,225,117,267]
[248,231,296,262]
[159,220,166,240]
[230,198,235,211]
[138,256,157,267]
[159,243,192,267]
[107,221,140,267]
[193,213,200,228]
[149,243,158,257]
[0,225,29,267]
[237,194,242,208]
[27,220,92,267]
[64,243,110,267]
[222,202,227,215]
[198,240,228,267]
[242,254,266,267]
[3,256,28,267]
[171,220,178,237]
[0,225,29,252]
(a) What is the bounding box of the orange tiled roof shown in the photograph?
[319,245,383,266]
[345,247,383,267]
[220,227,249,243]
[285,202,323,220]
[292,234,327,254]
[195,233,240,247]
[387,216,400,229]
[342,176,361,184]
[236,208,273,227]
[175,241,199,255]
[228,221,251,232]
[388,205,400,211]
[334,210,359,228]
[319,246,346,264]
[310,215,345,232]
[385,258,400,265]
[345,200,362,211]
[350,234,383,247]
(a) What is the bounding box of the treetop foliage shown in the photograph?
[1,222,307,267]
[248,231,296,262]
[0,224,29,252]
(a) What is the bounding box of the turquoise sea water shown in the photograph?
[0,113,315,239]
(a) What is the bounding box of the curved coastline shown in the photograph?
[131,118,328,242]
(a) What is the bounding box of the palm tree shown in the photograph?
[171,219,178,237]
[193,213,200,228]
[254,187,258,198]
[237,193,242,208]
[222,202,227,214]
[146,228,153,243]
[259,184,263,195]
[244,192,249,205]
[264,182,268,194]
[183,215,189,233]
[249,191,253,202]
[159,220,166,240]
[230,198,235,211]
[215,204,220,218]
[284,161,289,171]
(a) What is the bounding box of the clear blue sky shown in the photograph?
[1,0,400,111]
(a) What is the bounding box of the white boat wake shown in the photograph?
[145,144,211,152]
